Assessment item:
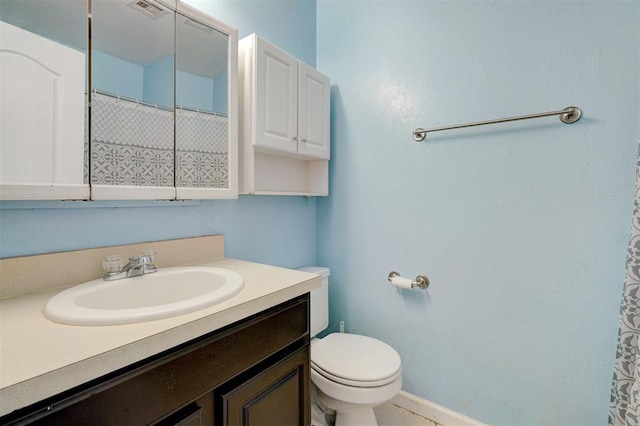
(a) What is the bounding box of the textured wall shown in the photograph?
[182,0,317,67]
[0,197,316,268]
[316,1,639,424]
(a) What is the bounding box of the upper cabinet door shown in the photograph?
[254,36,298,155]
[175,2,238,200]
[90,0,176,200]
[0,2,89,200]
[297,62,330,160]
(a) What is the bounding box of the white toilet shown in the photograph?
[299,267,402,426]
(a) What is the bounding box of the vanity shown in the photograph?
[1,0,328,421]
[0,236,320,425]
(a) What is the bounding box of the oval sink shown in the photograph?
[44,267,244,326]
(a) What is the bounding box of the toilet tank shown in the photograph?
[298,266,330,336]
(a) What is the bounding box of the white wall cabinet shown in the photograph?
[239,34,330,196]
[0,21,89,200]
[0,1,238,201]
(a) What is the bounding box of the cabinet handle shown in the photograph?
[292,136,298,142]
[301,139,307,143]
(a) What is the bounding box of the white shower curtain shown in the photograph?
[609,151,640,425]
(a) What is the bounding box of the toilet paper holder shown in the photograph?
[387,271,430,289]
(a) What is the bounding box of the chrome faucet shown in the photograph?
[103,251,157,281]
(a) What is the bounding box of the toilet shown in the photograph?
[299,267,402,426]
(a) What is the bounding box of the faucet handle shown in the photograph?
[102,255,124,274]
[139,250,156,265]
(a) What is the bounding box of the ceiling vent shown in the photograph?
[127,0,168,19]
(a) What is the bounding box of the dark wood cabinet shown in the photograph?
[217,346,309,426]
[2,294,310,426]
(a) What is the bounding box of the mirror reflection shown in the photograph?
[175,12,230,189]
[91,0,175,188]
[0,0,234,197]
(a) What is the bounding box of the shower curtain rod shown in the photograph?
[412,105,582,141]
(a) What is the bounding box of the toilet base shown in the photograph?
[335,406,378,426]
[313,384,383,426]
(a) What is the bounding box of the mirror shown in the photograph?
[0,0,89,199]
[175,9,231,191]
[91,0,175,196]
[0,0,237,200]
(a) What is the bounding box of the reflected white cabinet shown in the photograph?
[0,21,89,200]
[239,34,330,196]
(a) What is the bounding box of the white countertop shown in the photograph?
[0,258,320,417]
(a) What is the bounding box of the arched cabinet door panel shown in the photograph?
[0,20,88,200]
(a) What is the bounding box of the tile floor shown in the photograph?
[374,402,440,426]
[311,397,439,426]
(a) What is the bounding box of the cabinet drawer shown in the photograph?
[9,294,309,426]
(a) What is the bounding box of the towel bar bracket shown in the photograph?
[559,106,582,124]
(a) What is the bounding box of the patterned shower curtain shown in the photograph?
[609,152,640,425]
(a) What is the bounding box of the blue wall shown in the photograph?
[93,50,175,109]
[175,69,228,114]
[92,50,143,99]
[144,55,175,109]
[213,71,228,113]
[183,0,316,67]
[0,0,318,271]
[0,197,316,267]
[317,1,639,425]
[92,53,220,112]
[177,71,214,111]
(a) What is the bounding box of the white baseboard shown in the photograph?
[390,390,488,426]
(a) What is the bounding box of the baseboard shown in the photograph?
[390,390,488,426]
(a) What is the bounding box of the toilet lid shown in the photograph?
[311,333,401,386]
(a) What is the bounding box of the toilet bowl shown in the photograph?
[299,267,402,426]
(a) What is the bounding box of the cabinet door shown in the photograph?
[174,3,239,200]
[154,399,212,426]
[0,19,88,200]
[90,0,176,200]
[254,37,298,155]
[297,62,330,160]
[218,347,310,426]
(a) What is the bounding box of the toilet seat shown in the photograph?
[311,367,403,406]
[311,333,402,388]
[312,362,402,388]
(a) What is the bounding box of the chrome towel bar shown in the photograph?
[413,105,582,141]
